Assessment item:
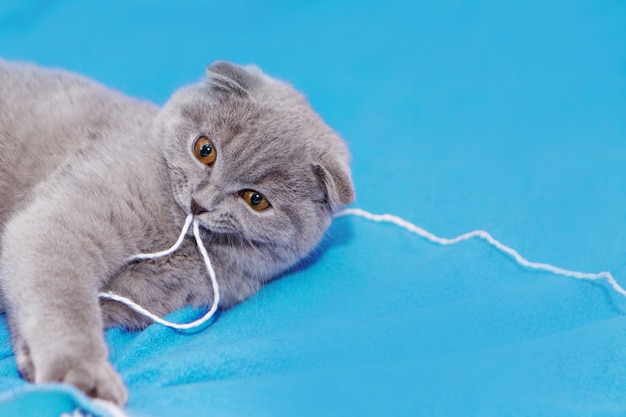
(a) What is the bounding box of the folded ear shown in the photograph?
[206,61,261,98]
[313,154,355,212]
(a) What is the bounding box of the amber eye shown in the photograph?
[193,136,217,165]
[241,190,271,211]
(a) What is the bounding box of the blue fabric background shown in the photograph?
[1,1,626,416]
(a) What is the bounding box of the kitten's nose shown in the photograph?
[190,198,208,215]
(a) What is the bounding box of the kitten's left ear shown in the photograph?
[313,153,356,212]
[206,61,261,99]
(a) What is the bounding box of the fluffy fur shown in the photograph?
[0,59,354,404]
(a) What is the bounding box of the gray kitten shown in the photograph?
[0,59,354,405]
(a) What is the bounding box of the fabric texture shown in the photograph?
[1,1,626,416]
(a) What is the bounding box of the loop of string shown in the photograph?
[98,214,220,331]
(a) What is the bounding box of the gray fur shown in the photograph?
[0,59,354,404]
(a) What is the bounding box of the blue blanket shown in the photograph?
[2,1,626,416]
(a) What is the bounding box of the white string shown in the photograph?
[98,206,626,333]
[336,208,626,298]
[98,214,221,331]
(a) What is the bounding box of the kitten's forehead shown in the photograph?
[207,99,329,193]
[214,97,328,158]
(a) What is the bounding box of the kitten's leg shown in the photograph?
[3,281,127,404]
[0,206,129,405]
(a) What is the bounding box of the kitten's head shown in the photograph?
[156,61,354,294]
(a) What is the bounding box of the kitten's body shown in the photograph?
[0,60,354,404]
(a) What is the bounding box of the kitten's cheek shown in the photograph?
[172,190,191,215]
[172,180,193,213]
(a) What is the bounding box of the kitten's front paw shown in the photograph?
[36,358,128,405]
